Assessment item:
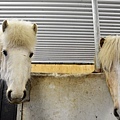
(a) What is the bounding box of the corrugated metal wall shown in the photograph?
[0,0,95,64]
[0,0,119,64]
[98,0,120,36]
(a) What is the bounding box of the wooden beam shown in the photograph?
[31,64,94,74]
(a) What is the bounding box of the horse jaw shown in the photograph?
[105,64,120,120]
[115,66,120,120]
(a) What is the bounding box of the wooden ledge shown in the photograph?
[31,64,94,74]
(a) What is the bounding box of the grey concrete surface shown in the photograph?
[17,73,116,120]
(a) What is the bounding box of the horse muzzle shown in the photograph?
[7,90,26,104]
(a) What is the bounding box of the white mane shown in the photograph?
[1,20,37,51]
[99,35,120,71]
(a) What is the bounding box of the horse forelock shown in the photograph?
[2,20,36,51]
[99,35,120,72]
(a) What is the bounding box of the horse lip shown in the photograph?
[8,98,23,104]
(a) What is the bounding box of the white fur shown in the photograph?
[99,35,120,119]
[1,49,31,98]
[99,35,120,72]
[1,20,36,51]
[0,19,37,103]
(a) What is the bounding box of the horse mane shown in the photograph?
[98,35,120,71]
[1,20,37,51]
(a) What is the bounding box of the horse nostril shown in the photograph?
[7,90,12,101]
[114,108,119,118]
[22,90,26,100]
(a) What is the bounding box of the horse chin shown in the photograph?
[8,98,23,104]
[7,94,28,104]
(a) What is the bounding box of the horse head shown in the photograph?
[99,36,120,120]
[0,20,37,104]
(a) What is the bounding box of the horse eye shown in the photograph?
[29,52,33,58]
[3,50,7,56]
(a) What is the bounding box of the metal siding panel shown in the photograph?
[98,0,120,36]
[0,1,94,63]
[0,1,120,64]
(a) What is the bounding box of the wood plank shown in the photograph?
[31,64,94,74]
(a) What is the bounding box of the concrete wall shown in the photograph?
[17,73,116,120]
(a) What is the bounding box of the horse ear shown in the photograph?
[2,20,8,32]
[32,23,37,34]
[100,37,105,48]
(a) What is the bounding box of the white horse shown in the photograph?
[99,36,120,120]
[0,19,37,104]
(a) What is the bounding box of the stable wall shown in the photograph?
[17,73,116,120]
